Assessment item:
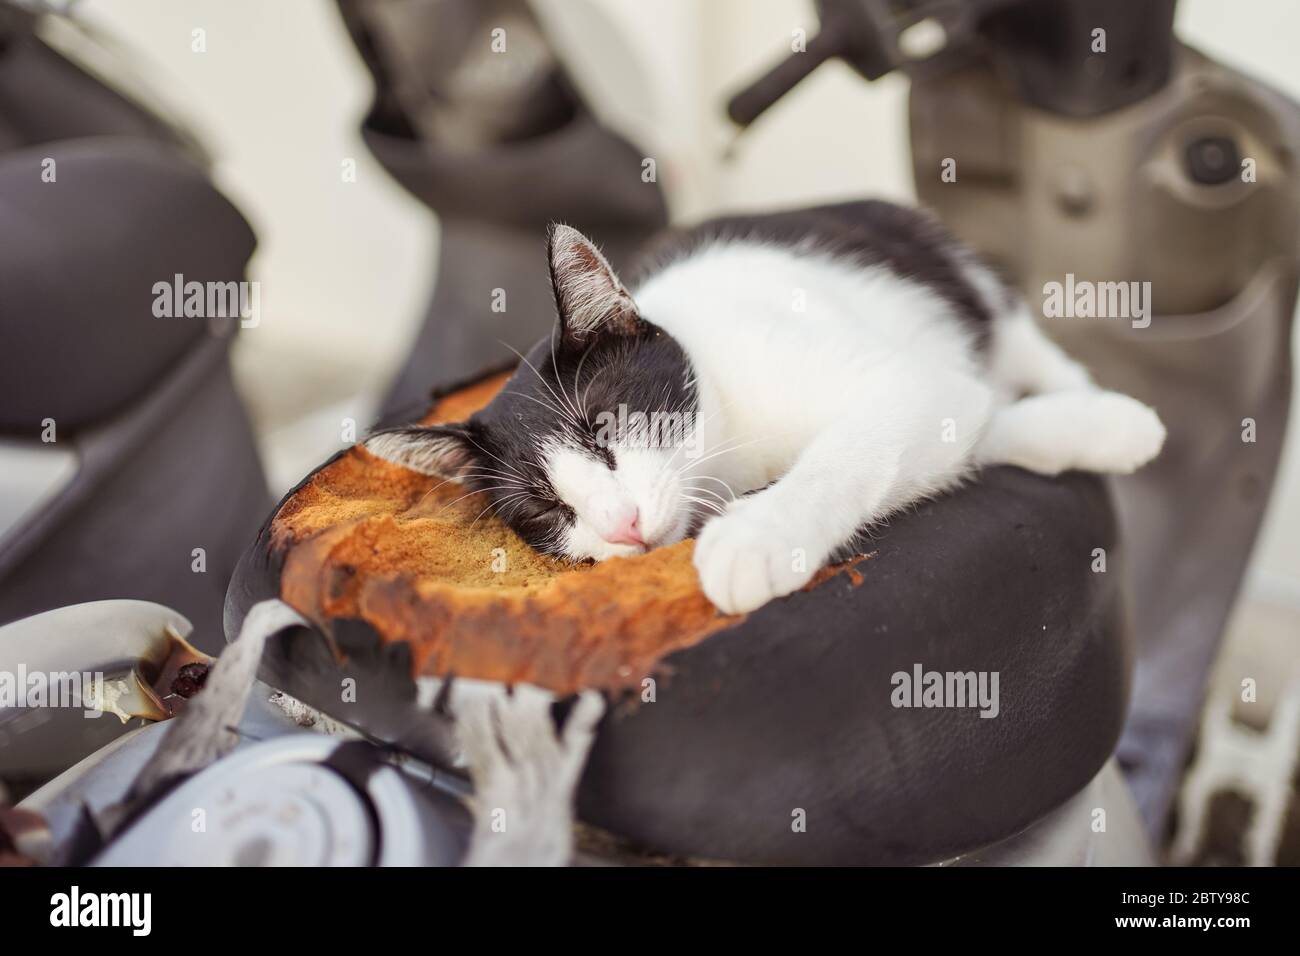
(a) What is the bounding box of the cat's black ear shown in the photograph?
[547,223,641,344]
[362,424,478,479]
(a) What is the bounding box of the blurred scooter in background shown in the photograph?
[3,0,1297,866]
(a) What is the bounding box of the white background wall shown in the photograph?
[75,0,1300,596]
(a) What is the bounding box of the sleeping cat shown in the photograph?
[365,201,1165,614]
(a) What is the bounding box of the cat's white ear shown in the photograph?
[363,425,477,479]
[547,223,641,343]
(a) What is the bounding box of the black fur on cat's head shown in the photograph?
[365,224,703,561]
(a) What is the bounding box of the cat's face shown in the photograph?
[365,225,714,561]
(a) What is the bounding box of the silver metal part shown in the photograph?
[92,734,467,867]
[22,678,470,867]
[18,682,304,860]
[94,736,375,866]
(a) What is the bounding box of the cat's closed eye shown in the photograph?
[522,497,571,522]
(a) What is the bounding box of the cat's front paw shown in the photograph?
[693,501,819,614]
[1085,392,1166,474]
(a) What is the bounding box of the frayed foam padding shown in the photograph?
[271,373,743,695]
[270,372,863,696]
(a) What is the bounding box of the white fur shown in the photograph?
[558,240,1165,613]
[364,431,464,477]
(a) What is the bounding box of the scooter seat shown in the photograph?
[224,366,1131,865]
[0,139,256,434]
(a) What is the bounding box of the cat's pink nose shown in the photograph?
[604,510,645,547]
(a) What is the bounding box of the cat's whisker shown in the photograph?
[413,469,510,509]
[661,397,743,471]
[572,343,597,421]
[454,463,530,480]
[459,433,536,484]
[682,484,730,504]
[681,495,726,517]
[438,484,522,512]
[470,490,536,526]
[410,467,530,509]
[671,434,773,479]
[682,494,727,514]
[504,341,582,430]
[685,474,737,496]
[579,361,610,421]
[455,470,528,486]
[512,390,581,423]
[485,490,537,516]
[547,330,587,426]
[681,493,730,518]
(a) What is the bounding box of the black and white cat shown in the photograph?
[366,202,1165,614]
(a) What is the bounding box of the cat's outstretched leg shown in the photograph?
[694,369,993,613]
[976,390,1165,476]
[980,304,1165,474]
[987,306,1094,395]
[693,426,901,614]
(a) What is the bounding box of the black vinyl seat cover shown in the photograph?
[579,465,1129,864]
[225,368,1131,866]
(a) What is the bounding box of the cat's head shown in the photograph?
[365,224,716,562]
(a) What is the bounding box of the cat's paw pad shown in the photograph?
[693,505,817,614]
[1085,392,1167,474]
